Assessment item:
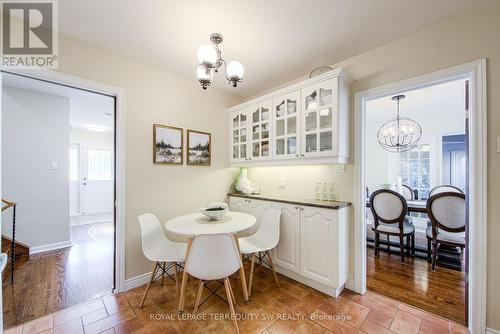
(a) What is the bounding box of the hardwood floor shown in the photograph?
[5,264,468,334]
[367,247,466,324]
[2,222,114,329]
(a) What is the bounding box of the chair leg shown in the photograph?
[139,262,159,308]
[399,235,405,262]
[374,233,380,257]
[411,234,415,256]
[427,238,432,262]
[173,262,179,297]
[266,251,280,288]
[431,241,438,271]
[387,235,390,253]
[161,262,166,286]
[406,235,411,256]
[193,280,204,315]
[224,278,240,334]
[248,253,256,297]
[227,277,236,304]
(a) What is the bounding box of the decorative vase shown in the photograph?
[235,168,253,195]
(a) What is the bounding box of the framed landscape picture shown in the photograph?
[187,130,211,166]
[153,124,183,165]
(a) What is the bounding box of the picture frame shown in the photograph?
[153,124,183,165]
[187,129,211,166]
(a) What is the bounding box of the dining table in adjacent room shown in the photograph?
[164,211,257,313]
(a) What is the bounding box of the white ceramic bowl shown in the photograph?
[200,206,228,221]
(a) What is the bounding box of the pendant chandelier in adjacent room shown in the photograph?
[377,94,422,153]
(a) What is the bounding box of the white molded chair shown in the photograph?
[138,213,187,308]
[238,208,281,296]
[185,233,241,333]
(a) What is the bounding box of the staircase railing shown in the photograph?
[2,198,17,284]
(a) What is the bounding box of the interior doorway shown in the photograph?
[353,60,487,334]
[1,71,116,329]
[363,78,469,324]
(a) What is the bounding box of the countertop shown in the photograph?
[227,192,351,210]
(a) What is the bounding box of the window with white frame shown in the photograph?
[88,149,112,181]
[399,144,431,199]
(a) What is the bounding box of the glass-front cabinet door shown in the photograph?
[230,109,249,162]
[301,78,339,158]
[273,91,300,159]
[249,100,272,161]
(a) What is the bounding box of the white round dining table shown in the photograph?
[164,211,257,237]
[164,211,256,312]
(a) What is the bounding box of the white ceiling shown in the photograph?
[58,0,490,99]
[3,73,115,132]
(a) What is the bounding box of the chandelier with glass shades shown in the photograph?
[377,94,422,153]
[196,33,244,90]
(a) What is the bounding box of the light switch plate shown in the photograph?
[334,164,346,173]
[49,161,59,170]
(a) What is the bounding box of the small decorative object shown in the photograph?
[252,183,260,194]
[153,124,183,164]
[187,130,211,166]
[235,168,253,195]
[309,66,333,79]
[201,202,229,221]
[377,95,422,153]
[381,183,392,189]
[196,33,244,89]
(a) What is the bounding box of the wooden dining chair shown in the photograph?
[370,189,415,262]
[429,185,464,197]
[401,185,415,201]
[426,192,466,271]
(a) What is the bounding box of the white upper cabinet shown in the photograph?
[229,68,351,166]
[249,100,272,161]
[230,109,249,162]
[273,91,300,160]
[301,78,338,158]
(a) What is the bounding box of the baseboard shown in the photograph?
[487,328,500,334]
[29,241,72,255]
[344,279,355,291]
[124,271,152,291]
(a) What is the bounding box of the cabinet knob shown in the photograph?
[300,207,304,211]
[295,206,299,209]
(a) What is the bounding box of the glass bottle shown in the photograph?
[314,183,321,200]
[329,183,337,201]
[322,183,328,201]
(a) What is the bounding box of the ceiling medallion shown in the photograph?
[377,95,422,153]
[196,33,244,90]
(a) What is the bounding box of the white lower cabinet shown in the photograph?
[272,203,301,273]
[228,195,350,297]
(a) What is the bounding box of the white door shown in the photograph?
[272,203,301,273]
[79,145,114,215]
[69,144,81,216]
[300,206,336,286]
[301,78,339,158]
[273,91,300,159]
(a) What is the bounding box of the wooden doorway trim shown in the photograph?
[353,59,487,334]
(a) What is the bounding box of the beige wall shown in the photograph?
[246,2,500,330]
[55,35,240,279]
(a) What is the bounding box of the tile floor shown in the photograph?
[5,265,469,334]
